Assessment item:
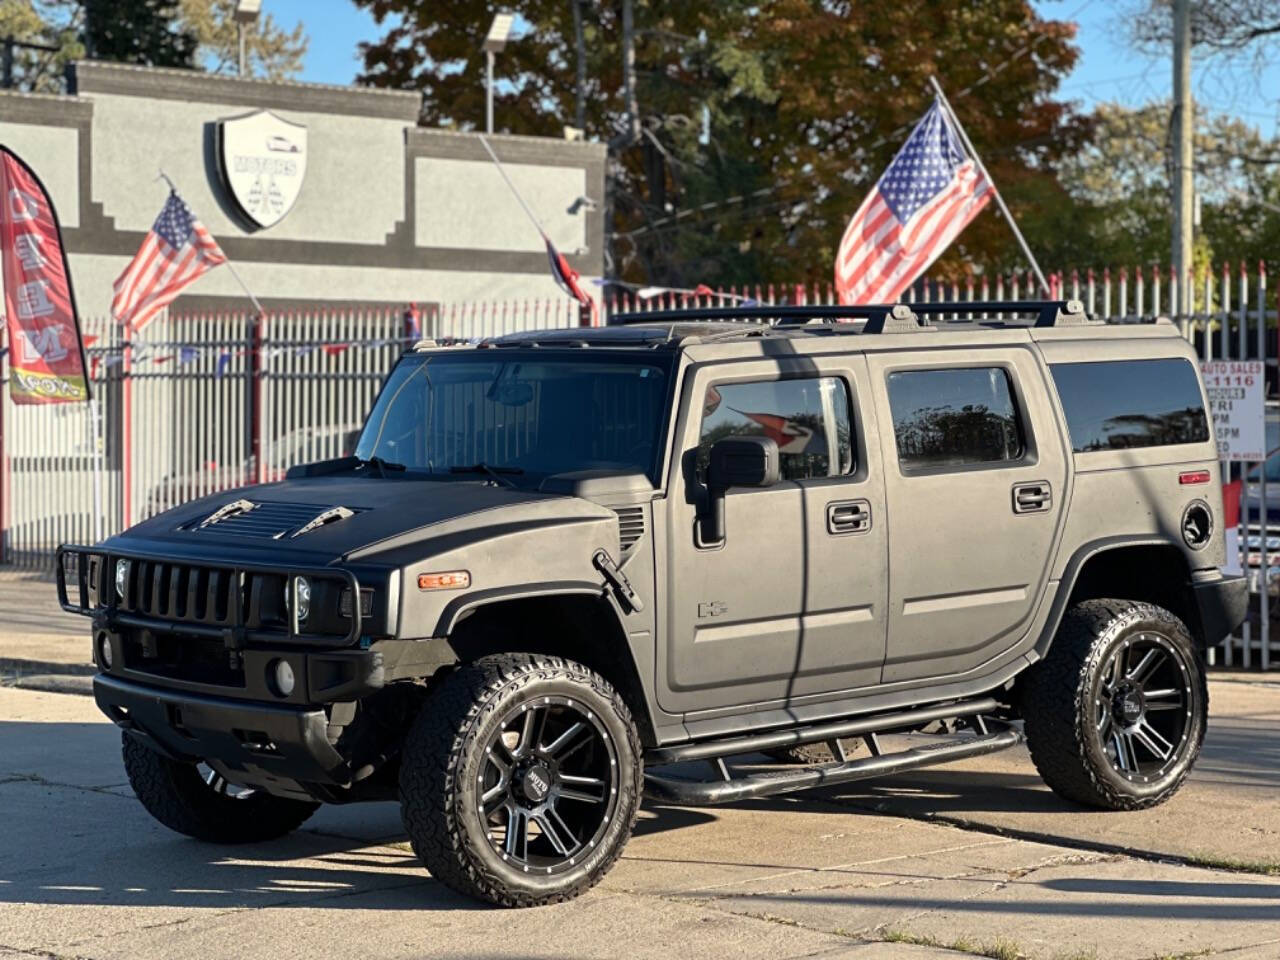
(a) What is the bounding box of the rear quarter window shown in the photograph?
[1050,358,1209,453]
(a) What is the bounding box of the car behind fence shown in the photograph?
[3,265,1276,667]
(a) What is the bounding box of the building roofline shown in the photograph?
[67,60,422,123]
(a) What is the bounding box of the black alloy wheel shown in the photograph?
[1022,599,1208,810]
[399,653,642,907]
[478,695,620,873]
[1093,631,1199,782]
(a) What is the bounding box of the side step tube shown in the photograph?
[644,720,1023,806]
[648,697,1001,765]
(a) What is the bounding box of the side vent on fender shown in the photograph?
[614,506,646,555]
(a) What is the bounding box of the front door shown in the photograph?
[865,347,1068,683]
[658,354,889,715]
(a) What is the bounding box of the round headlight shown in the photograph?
[284,576,311,622]
[271,659,295,697]
[115,559,129,600]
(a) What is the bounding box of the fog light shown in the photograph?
[98,633,113,669]
[271,659,295,697]
[115,559,129,600]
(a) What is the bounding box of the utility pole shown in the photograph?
[1171,0,1193,322]
[572,0,586,132]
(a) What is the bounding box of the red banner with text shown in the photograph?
[0,146,89,404]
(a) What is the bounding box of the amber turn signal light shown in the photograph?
[418,571,471,591]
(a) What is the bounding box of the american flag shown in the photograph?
[835,100,991,305]
[112,191,227,331]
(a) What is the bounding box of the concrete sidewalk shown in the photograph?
[2,685,1279,960]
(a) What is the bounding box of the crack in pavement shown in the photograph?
[1,773,135,801]
[825,796,1280,879]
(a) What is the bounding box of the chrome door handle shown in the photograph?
[1012,481,1051,514]
[827,499,872,534]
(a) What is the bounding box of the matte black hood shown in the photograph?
[108,475,616,565]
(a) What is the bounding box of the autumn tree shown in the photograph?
[354,0,1087,288]
[0,0,83,92]
[177,0,308,80]
[1056,100,1280,273]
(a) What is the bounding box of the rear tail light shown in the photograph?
[1179,470,1211,485]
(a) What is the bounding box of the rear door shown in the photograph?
[866,346,1067,683]
[658,353,889,714]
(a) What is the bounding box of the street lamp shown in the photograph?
[482,13,514,134]
[233,0,262,78]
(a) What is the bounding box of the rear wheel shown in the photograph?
[399,653,641,907]
[1021,599,1207,810]
[122,734,319,842]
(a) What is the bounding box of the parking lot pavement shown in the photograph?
[2,686,1279,960]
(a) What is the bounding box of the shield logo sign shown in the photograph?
[216,110,308,229]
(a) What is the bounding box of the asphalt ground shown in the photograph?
[1,678,1278,960]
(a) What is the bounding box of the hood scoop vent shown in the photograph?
[188,500,360,540]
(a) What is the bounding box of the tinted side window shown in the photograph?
[1050,359,1209,452]
[698,377,853,481]
[887,367,1025,471]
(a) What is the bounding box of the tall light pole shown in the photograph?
[233,0,262,78]
[483,13,514,134]
[1171,0,1193,321]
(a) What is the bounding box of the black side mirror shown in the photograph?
[703,436,780,543]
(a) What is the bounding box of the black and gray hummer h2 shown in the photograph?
[58,300,1248,907]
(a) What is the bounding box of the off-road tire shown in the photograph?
[399,653,642,907]
[122,734,319,842]
[1021,599,1208,810]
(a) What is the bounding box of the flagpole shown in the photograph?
[927,76,1050,296]
[157,170,265,315]
[476,135,547,236]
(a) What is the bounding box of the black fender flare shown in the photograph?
[432,581,609,637]
[1034,534,1191,657]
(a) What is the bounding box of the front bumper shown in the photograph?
[1192,573,1249,646]
[95,673,352,786]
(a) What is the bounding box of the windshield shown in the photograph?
[354,351,674,485]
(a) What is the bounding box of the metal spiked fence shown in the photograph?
[2,267,1276,666]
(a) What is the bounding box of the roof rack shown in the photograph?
[613,299,1091,332]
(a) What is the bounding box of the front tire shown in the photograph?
[399,653,642,907]
[122,734,319,842]
[1021,599,1207,810]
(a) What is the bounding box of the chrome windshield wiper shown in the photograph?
[449,462,523,487]
[357,455,407,478]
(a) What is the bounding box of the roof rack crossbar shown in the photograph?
[611,299,1089,330]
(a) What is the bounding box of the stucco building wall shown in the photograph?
[0,61,605,319]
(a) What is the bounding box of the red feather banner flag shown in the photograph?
[0,146,90,404]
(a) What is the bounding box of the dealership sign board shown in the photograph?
[1200,360,1265,462]
[216,110,308,229]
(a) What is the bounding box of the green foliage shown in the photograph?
[0,0,84,92]
[77,0,197,67]
[0,0,307,90]
[353,1,1085,287]
[1054,100,1280,274]
[177,0,308,80]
